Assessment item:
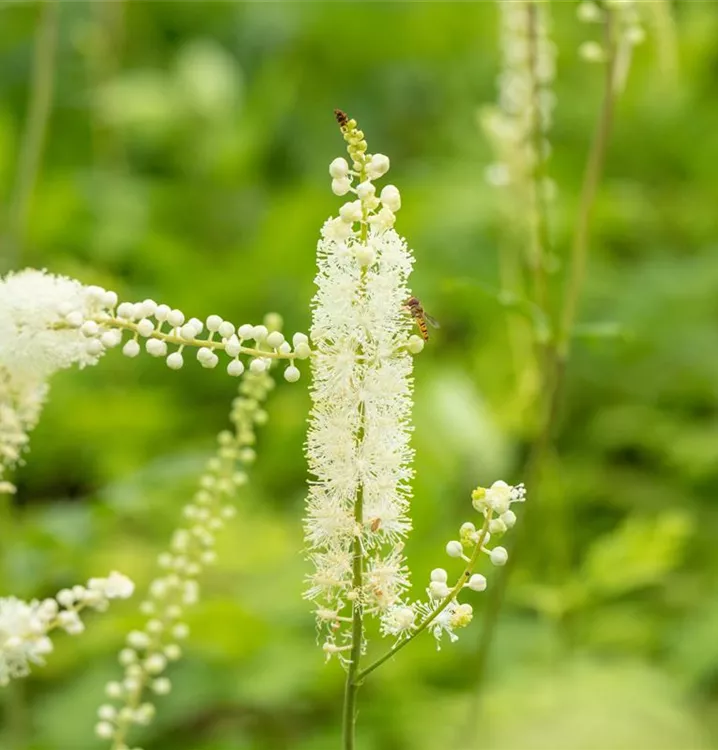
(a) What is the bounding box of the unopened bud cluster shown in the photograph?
[381,481,525,648]
[97,372,274,749]
[324,111,402,242]
[0,572,134,686]
[59,287,309,383]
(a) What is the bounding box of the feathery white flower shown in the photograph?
[304,114,418,653]
[0,572,134,686]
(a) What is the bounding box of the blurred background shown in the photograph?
[2,1,718,748]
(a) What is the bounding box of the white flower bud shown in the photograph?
[146,338,167,357]
[252,325,268,341]
[356,181,376,200]
[294,342,311,359]
[167,309,185,327]
[137,318,154,337]
[249,358,267,374]
[80,320,99,337]
[155,304,170,321]
[445,540,463,558]
[407,335,424,354]
[206,314,223,332]
[501,510,517,529]
[103,290,118,307]
[380,184,401,212]
[329,157,350,179]
[117,302,134,320]
[489,546,508,566]
[284,365,300,383]
[225,334,242,357]
[429,580,450,599]
[367,153,390,179]
[218,320,235,338]
[122,339,140,358]
[489,518,507,535]
[332,177,352,196]
[166,352,184,370]
[266,331,284,349]
[430,568,448,583]
[238,323,254,339]
[227,359,245,377]
[468,573,487,592]
[339,200,363,224]
[180,323,198,340]
[86,339,104,356]
[101,329,122,348]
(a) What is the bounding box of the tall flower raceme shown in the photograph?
[303,112,527,748]
[304,110,422,660]
[0,572,134,686]
[482,0,556,210]
[96,369,274,750]
[0,268,309,492]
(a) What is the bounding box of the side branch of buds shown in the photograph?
[0,572,134,686]
[56,289,310,381]
[96,371,273,749]
[378,481,526,651]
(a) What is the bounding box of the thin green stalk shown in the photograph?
[526,1,550,315]
[342,487,364,750]
[355,512,492,684]
[467,8,618,708]
[3,0,60,271]
[559,14,617,353]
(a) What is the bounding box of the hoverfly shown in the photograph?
[404,296,440,341]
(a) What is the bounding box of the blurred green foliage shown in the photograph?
[1,1,718,748]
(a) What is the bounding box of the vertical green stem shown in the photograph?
[526,1,550,315]
[342,487,364,750]
[559,13,617,352]
[3,0,60,271]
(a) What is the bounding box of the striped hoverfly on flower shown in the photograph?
[404,296,440,341]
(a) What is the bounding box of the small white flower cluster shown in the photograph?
[305,112,422,661]
[578,0,645,85]
[0,269,114,492]
[483,0,556,194]
[0,572,134,686]
[380,481,526,649]
[97,371,273,749]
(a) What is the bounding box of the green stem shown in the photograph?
[355,512,492,684]
[54,318,299,360]
[559,12,617,353]
[3,0,60,271]
[342,487,364,750]
[526,1,551,315]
